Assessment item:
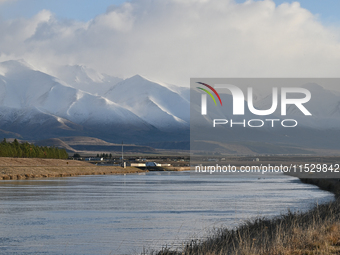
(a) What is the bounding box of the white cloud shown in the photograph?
[1,0,340,87]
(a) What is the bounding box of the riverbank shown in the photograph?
[152,178,340,255]
[0,158,190,180]
[0,158,146,180]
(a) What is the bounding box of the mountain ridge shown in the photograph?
[0,59,190,144]
[2,60,340,153]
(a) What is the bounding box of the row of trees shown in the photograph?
[97,153,112,159]
[0,138,69,159]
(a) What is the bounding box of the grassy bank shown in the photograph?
[0,157,189,180]
[0,157,146,180]
[299,178,340,196]
[152,179,340,255]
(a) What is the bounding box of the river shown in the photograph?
[0,171,334,254]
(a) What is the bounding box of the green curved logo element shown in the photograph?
[197,87,217,105]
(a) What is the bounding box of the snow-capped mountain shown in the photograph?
[52,65,122,96]
[254,83,340,129]
[3,59,340,153]
[0,60,190,143]
[0,60,149,126]
[104,75,190,129]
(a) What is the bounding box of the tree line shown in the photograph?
[97,153,112,159]
[0,138,69,159]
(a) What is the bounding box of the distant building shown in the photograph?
[130,163,146,167]
[130,162,171,167]
[159,163,171,167]
[85,157,103,161]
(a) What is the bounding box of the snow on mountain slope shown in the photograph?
[300,83,340,117]
[0,60,192,136]
[254,83,340,128]
[104,75,190,129]
[145,79,190,102]
[52,65,123,96]
[3,59,340,151]
[0,106,84,140]
[2,59,340,133]
[38,83,148,127]
[0,60,151,131]
[0,60,61,108]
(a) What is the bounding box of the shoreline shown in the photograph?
[0,158,189,180]
[0,165,147,180]
[153,177,340,255]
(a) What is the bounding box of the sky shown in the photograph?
[0,0,340,87]
[1,0,340,24]
[0,0,127,21]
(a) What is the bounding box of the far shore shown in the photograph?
[0,157,189,180]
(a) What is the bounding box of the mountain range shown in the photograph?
[1,60,340,154]
[0,60,190,146]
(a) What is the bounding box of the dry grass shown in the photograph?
[150,180,340,255]
[0,157,146,179]
[300,178,340,195]
[0,157,186,180]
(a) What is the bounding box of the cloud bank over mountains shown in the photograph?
[1,0,340,87]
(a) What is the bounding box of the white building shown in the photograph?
[85,157,103,161]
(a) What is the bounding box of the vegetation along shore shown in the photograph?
[152,178,340,255]
[0,157,189,180]
[0,157,146,180]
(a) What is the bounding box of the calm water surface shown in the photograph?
[0,171,334,254]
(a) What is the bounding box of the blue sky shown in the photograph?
[0,0,340,25]
[0,0,126,21]
[259,0,340,25]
